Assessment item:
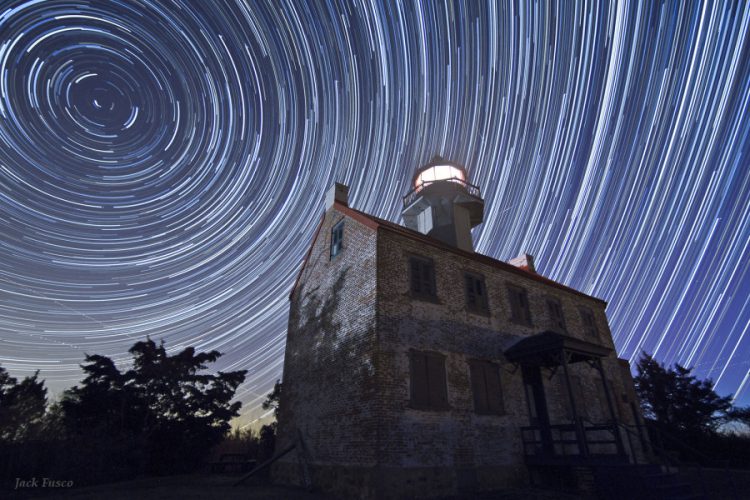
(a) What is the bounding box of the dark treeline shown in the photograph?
[635,352,750,468]
[212,379,280,472]
[0,338,248,485]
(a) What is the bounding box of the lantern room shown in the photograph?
[402,156,484,252]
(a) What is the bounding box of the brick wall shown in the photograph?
[275,206,379,475]
[375,227,644,472]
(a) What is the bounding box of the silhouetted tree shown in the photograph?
[0,366,46,443]
[728,406,750,429]
[634,353,733,436]
[257,381,281,461]
[60,338,247,475]
[262,379,281,419]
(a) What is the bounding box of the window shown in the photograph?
[409,256,436,299]
[330,220,344,259]
[547,298,566,331]
[507,285,532,325]
[469,360,504,414]
[409,350,448,410]
[464,273,489,313]
[580,308,599,339]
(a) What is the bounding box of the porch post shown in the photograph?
[560,349,587,457]
[594,358,625,456]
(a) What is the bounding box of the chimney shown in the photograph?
[509,253,536,273]
[325,183,349,210]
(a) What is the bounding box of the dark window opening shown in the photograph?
[330,220,344,259]
[409,350,448,410]
[508,285,532,325]
[409,256,436,299]
[580,308,599,339]
[469,360,504,414]
[465,273,489,313]
[547,298,566,331]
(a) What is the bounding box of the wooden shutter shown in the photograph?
[422,261,435,296]
[427,354,447,408]
[485,364,504,414]
[410,352,429,407]
[519,289,532,324]
[465,275,477,307]
[410,259,422,294]
[581,309,598,338]
[469,361,488,413]
[548,299,565,330]
[508,287,521,320]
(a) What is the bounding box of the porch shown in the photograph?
[505,331,628,466]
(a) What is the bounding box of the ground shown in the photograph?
[4,473,590,499]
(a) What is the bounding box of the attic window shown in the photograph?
[330,220,344,259]
[409,256,436,300]
[580,308,599,339]
[465,273,489,313]
[508,285,532,326]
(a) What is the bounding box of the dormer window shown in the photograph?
[330,220,344,259]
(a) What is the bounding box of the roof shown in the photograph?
[290,201,607,306]
[334,201,607,305]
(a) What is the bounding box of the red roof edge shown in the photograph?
[289,212,326,301]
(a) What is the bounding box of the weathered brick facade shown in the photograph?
[273,199,647,498]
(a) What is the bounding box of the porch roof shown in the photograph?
[504,331,611,367]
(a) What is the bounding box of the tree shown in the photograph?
[634,353,733,436]
[0,366,47,442]
[262,379,281,420]
[258,380,281,460]
[60,338,247,474]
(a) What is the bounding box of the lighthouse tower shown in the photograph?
[401,156,485,252]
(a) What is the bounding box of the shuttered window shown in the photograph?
[507,285,532,325]
[409,350,448,410]
[580,308,599,339]
[547,298,566,331]
[469,360,504,414]
[465,273,489,313]
[330,220,344,259]
[409,256,436,299]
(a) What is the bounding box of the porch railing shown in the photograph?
[520,419,621,459]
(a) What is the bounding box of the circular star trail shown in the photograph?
[1,1,749,426]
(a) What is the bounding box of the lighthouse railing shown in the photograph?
[402,177,482,208]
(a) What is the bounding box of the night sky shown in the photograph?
[1,0,749,428]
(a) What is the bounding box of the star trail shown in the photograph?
[0,0,749,427]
